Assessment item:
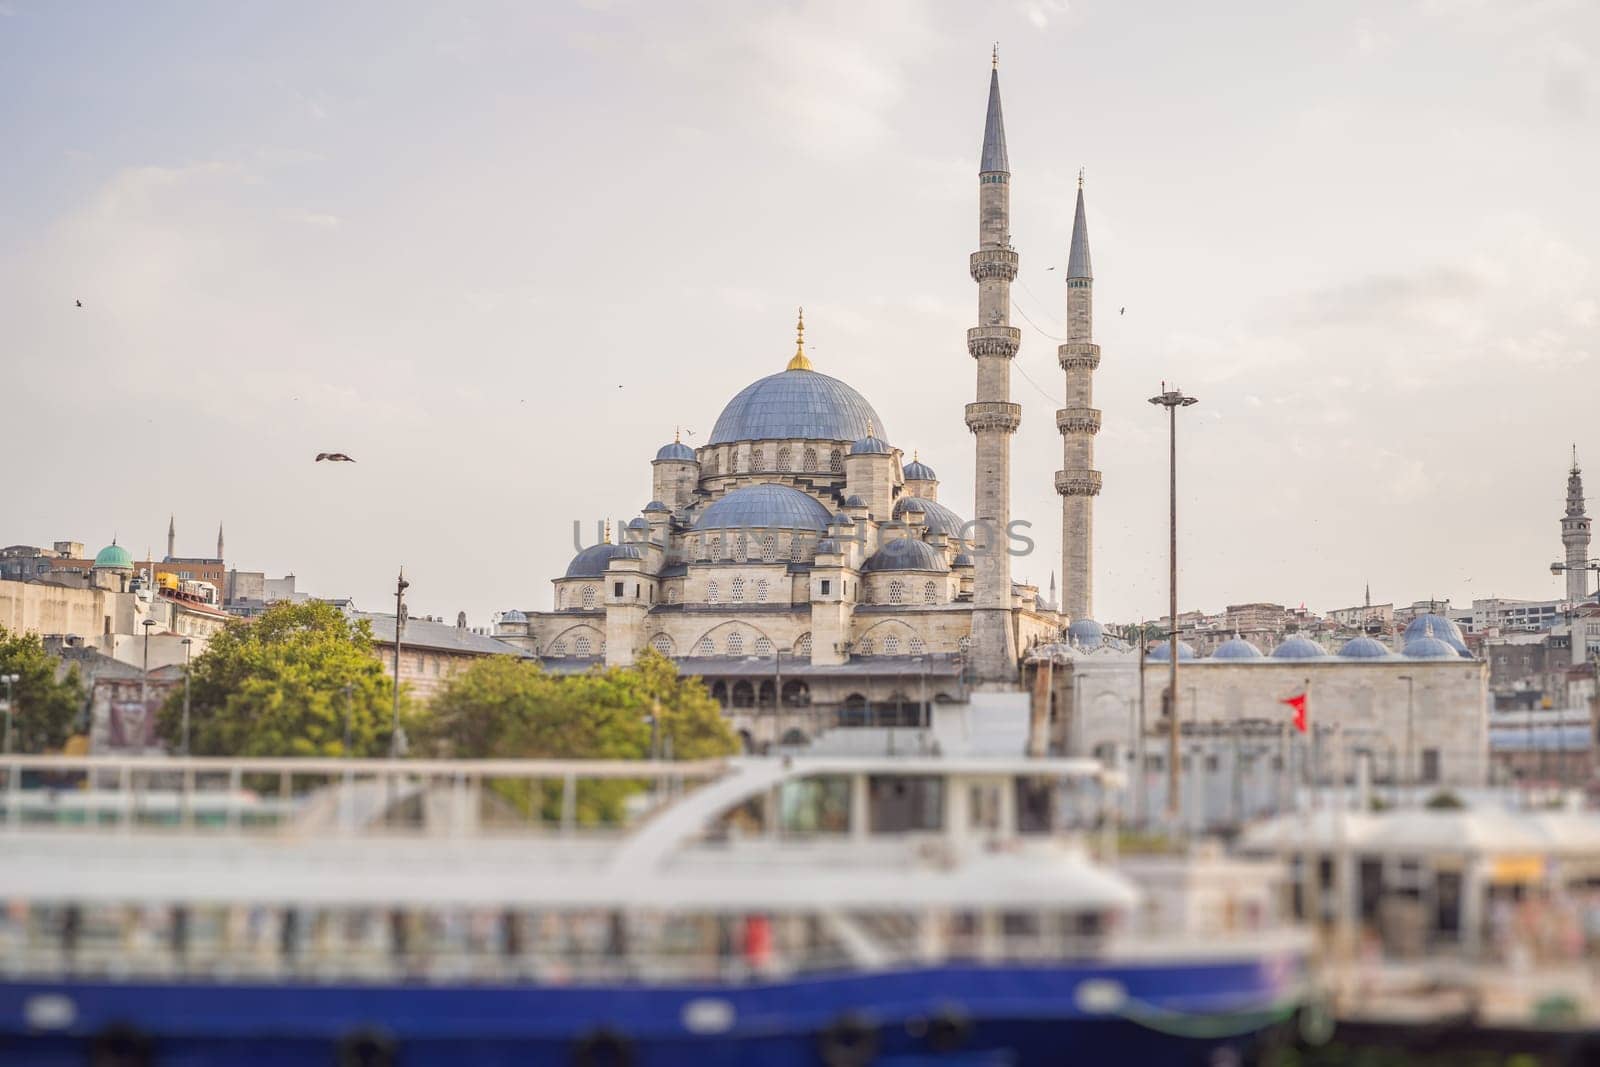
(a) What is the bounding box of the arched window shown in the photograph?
[649,633,674,655]
[884,635,901,655]
[760,536,778,562]
[707,579,719,604]
[829,449,843,474]
[755,578,769,602]
[802,448,818,472]
[727,631,743,656]
[708,535,722,559]
[910,635,925,655]
[732,681,755,707]
[754,447,767,471]
[574,634,593,657]
[707,453,720,475]
[889,579,905,605]
[795,632,812,656]
[556,586,565,609]
[550,640,567,657]
[710,680,728,703]
[958,635,971,653]
[581,585,597,610]
[781,679,810,706]
[733,532,747,559]
[731,577,745,602]
[790,536,805,562]
[857,637,874,656]
[754,636,773,656]
[694,636,714,656]
[776,446,791,470]
[924,580,938,605]
[666,586,680,604]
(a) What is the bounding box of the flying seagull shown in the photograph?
[1046,266,1056,271]
[1120,307,1125,315]
[315,452,356,463]
[75,300,83,308]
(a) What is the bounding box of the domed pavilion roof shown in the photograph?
[93,543,133,571]
[708,368,885,446]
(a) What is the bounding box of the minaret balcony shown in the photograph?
[965,401,1022,434]
[1055,469,1103,496]
[1058,342,1101,370]
[1055,407,1102,435]
[967,325,1021,359]
[969,249,1019,282]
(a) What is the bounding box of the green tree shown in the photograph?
[418,649,737,823]
[156,601,407,757]
[0,626,85,753]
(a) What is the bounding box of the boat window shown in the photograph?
[968,783,1001,831]
[868,775,944,833]
[1014,776,1054,834]
[779,776,851,835]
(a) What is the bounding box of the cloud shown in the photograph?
[1018,0,1071,29]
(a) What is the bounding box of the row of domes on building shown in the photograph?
[1131,615,1473,663]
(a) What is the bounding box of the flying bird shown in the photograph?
[75,300,83,308]
[1120,307,1125,315]
[1046,266,1056,271]
[315,452,356,463]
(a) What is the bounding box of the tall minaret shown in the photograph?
[1563,446,1591,603]
[166,515,175,561]
[965,51,1022,682]
[1056,172,1102,622]
[216,522,225,562]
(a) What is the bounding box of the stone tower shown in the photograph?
[964,57,1022,682]
[1056,175,1102,622]
[1563,446,1591,603]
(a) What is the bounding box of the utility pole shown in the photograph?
[1,673,18,755]
[180,638,193,755]
[1149,384,1198,822]
[140,618,157,708]
[391,568,409,758]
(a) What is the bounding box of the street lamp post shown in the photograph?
[1551,558,1600,600]
[1396,674,1414,805]
[1,673,19,755]
[140,618,157,708]
[391,568,409,758]
[1149,383,1198,822]
[180,638,193,756]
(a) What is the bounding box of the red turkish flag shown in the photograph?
[1280,692,1308,733]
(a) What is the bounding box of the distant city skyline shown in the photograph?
[3,1,1595,626]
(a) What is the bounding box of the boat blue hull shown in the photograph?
[0,955,1305,1065]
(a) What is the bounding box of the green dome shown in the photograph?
[93,543,134,570]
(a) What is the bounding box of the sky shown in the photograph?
[2,0,1597,627]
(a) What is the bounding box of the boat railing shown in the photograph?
[0,755,732,838]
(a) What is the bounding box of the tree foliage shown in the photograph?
[157,601,406,757]
[417,649,738,823]
[0,625,84,753]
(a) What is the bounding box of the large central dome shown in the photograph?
[708,368,886,446]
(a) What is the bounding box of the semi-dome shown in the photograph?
[1403,613,1468,656]
[829,511,855,526]
[815,538,841,554]
[1148,640,1197,661]
[92,543,133,571]
[953,552,975,568]
[708,369,885,445]
[844,495,868,509]
[900,499,926,514]
[892,497,967,538]
[861,537,948,573]
[903,457,937,481]
[1339,636,1393,659]
[564,543,628,578]
[1271,635,1326,660]
[1068,619,1106,649]
[642,500,670,513]
[694,483,832,533]
[849,435,892,455]
[1212,636,1264,660]
[654,440,696,462]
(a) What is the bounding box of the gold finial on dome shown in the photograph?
[603,518,611,544]
[786,305,813,371]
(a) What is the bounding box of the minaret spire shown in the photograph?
[1056,172,1102,622]
[216,522,224,561]
[166,515,175,561]
[965,58,1022,681]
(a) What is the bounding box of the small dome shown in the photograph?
[643,500,670,513]
[849,435,891,456]
[500,609,527,623]
[893,496,967,538]
[1068,619,1106,648]
[1212,636,1264,660]
[1148,640,1197,661]
[829,511,855,526]
[655,440,696,462]
[564,543,627,578]
[1339,635,1393,659]
[861,538,948,573]
[1404,620,1459,660]
[953,552,975,567]
[903,458,937,481]
[626,517,648,530]
[815,538,841,555]
[93,543,133,571]
[844,495,868,509]
[612,544,643,560]
[901,499,926,514]
[695,483,832,533]
[1403,613,1468,656]
[1271,635,1325,660]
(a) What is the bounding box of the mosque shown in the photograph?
[494,61,1098,735]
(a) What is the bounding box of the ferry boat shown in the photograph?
[0,754,1311,1065]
